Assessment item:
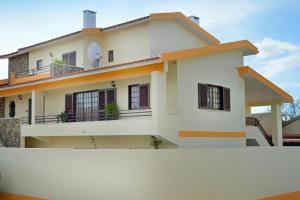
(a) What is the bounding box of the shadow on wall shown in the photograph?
[0,118,21,147]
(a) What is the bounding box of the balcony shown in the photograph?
[9,64,84,85]
[20,109,155,137]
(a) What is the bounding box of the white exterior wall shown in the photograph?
[4,93,31,118]
[29,36,84,69]
[1,148,300,200]
[283,120,300,134]
[149,19,207,57]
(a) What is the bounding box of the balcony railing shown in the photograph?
[13,64,84,79]
[21,109,152,125]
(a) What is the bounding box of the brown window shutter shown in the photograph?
[69,52,76,66]
[223,87,231,111]
[107,89,116,104]
[198,83,208,108]
[139,84,149,107]
[99,90,106,110]
[128,86,132,109]
[65,94,73,114]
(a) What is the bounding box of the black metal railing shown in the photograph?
[246,117,274,146]
[21,109,152,125]
[15,66,50,78]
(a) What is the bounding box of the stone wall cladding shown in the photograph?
[50,64,84,77]
[0,118,20,147]
[0,97,5,118]
[8,53,29,77]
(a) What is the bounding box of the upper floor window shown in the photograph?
[198,83,230,111]
[9,100,16,118]
[62,51,76,66]
[108,50,114,62]
[128,84,150,110]
[36,60,43,69]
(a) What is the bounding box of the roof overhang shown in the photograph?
[161,40,258,62]
[150,12,220,45]
[239,66,293,106]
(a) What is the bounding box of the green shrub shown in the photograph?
[59,111,68,122]
[52,58,65,65]
[105,103,119,120]
[150,136,163,149]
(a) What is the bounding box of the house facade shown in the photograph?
[0,11,293,148]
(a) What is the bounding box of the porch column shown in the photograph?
[151,70,167,132]
[271,103,283,146]
[31,90,36,125]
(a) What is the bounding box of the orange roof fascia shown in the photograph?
[161,40,258,62]
[150,12,220,45]
[10,73,50,85]
[179,130,246,138]
[0,192,46,200]
[0,62,163,97]
[239,66,293,102]
[261,190,300,200]
[0,79,9,86]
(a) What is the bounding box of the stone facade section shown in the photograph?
[50,64,84,77]
[8,53,29,77]
[0,97,5,118]
[0,118,21,147]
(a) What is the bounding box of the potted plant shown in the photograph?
[150,136,163,149]
[105,103,119,120]
[59,111,68,123]
[52,58,65,65]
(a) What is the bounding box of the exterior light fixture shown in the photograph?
[111,81,115,88]
[49,52,53,57]
[18,95,22,100]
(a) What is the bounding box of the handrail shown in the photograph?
[15,66,50,78]
[246,117,274,146]
[21,109,152,125]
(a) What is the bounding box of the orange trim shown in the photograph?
[161,40,258,61]
[0,79,9,86]
[261,190,300,200]
[0,192,46,200]
[179,130,246,138]
[81,28,102,34]
[0,63,163,97]
[10,73,50,85]
[239,66,293,102]
[150,12,220,45]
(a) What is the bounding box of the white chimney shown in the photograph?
[83,10,96,29]
[189,16,200,25]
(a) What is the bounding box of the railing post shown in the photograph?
[31,90,36,125]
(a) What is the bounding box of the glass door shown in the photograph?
[75,91,99,122]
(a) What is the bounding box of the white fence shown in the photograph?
[0,148,300,200]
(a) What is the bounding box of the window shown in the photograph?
[108,50,114,62]
[198,83,230,111]
[129,84,150,109]
[9,100,15,118]
[62,51,76,66]
[36,60,43,69]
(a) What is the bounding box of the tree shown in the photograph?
[282,99,300,122]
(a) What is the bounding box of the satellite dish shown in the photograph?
[87,42,102,69]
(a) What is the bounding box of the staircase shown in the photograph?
[246,117,274,146]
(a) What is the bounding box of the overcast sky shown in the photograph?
[0,0,300,102]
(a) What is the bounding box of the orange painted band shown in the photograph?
[179,130,246,138]
[0,192,46,200]
[0,63,163,97]
[10,73,50,85]
[260,190,300,200]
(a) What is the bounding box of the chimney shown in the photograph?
[189,16,199,25]
[83,10,96,29]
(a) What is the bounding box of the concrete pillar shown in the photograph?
[271,103,283,146]
[31,90,36,125]
[151,71,167,133]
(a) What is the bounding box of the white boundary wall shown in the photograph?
[0,148,300,200]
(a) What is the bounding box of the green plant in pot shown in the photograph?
[59,111,68,123]
[105,103,119,120]
[52,58,65,65]
[150,136,163,149]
